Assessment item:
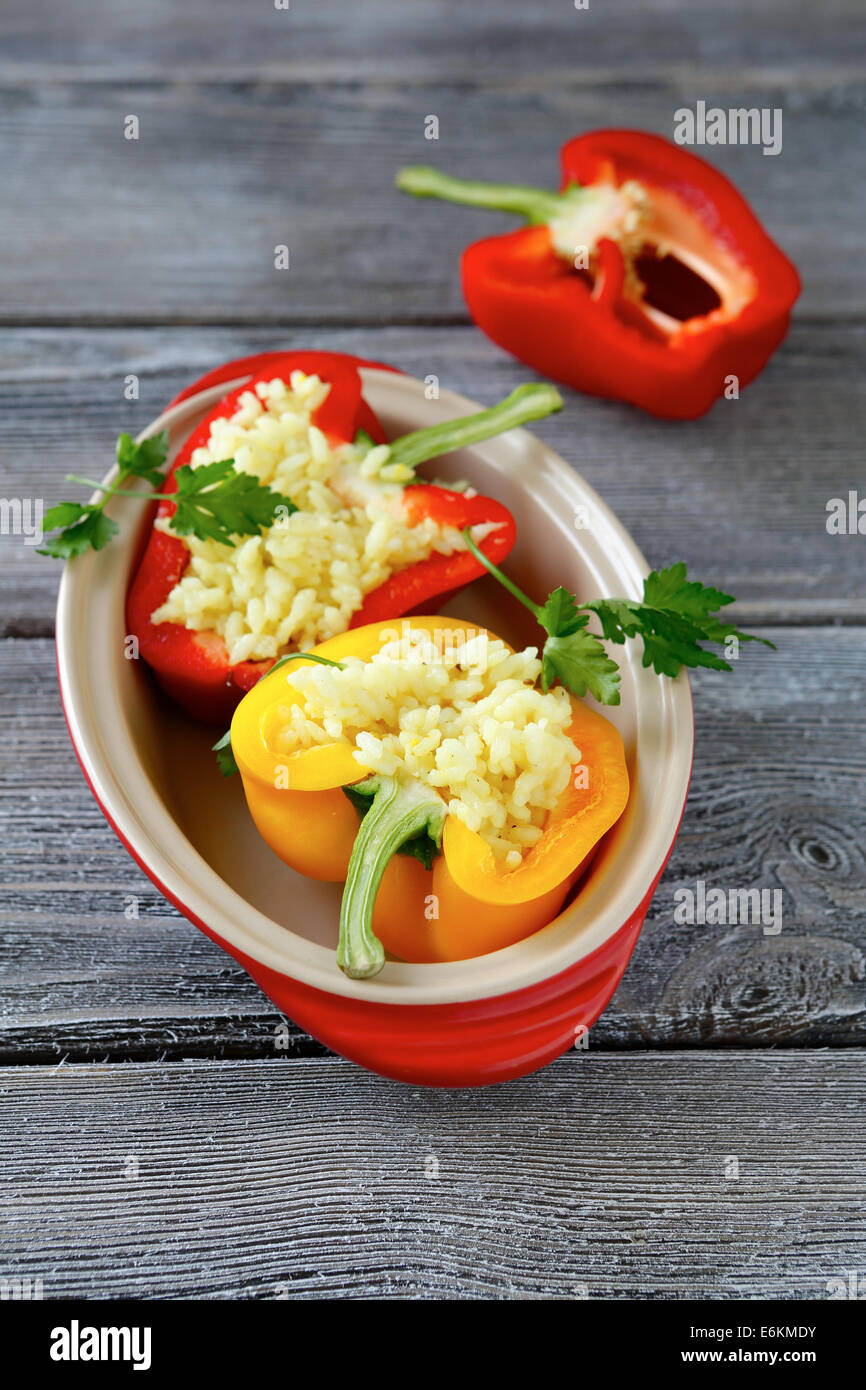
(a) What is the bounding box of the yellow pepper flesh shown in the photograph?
[231,617,630,969]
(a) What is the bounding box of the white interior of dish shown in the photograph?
[56,368,693,1004]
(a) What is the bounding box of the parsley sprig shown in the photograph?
[462,530,774,704]
[39,431,297,558]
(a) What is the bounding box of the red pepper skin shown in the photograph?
[350,484,516,627]
[126,351,517,723]
[460,129,800,419]
[165,351,400,411]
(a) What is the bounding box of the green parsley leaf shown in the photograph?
[212,729,239,778]
[42,428,298,561]
[116,430,170,489]
[541,620,622,704]
[642,562,733,624]
[42,501,91,531]
[392,827,441,871]
[591,599,733,676]
[525,583,622,703]
[459,527,773,703]
[169,458,298,546]
[643,564,774,649]
[536,585,583,637]
[586,563,775,678]
[37,508,119,559]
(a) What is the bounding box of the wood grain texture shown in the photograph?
[4,0,864,81]
[0,75,857,323]
[0,0,864,1299]
[1,631,863,1061]
[0,1052,863,1299]
[2,322,864,630]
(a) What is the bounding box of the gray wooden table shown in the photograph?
[1,0,864,1300]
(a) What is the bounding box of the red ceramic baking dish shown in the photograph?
[55,366,693,1087]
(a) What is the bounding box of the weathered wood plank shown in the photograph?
[0,75,855,323]
[0,1053,863,1298]
[2,322,864,630]
[0,0,860,1303]
[1,630,863,1059]
[4,0,864,81]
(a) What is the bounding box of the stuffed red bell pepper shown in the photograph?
[397,129,800,419]
[122,351,561,722]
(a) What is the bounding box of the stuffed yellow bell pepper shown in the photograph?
[230,616,629,979]
[222,517,773,978]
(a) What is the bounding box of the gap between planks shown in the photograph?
[1,64,864,88]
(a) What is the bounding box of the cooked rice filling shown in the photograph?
[277,628,581,869]
[152,372,490,665]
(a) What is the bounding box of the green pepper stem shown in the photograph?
[338,775,446,980]
[387,383,562,476]
[396,166,565,225]
[461,525,544,624]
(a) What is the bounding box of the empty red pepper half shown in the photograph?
[127,351,560,723]
[398,129,801,419]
